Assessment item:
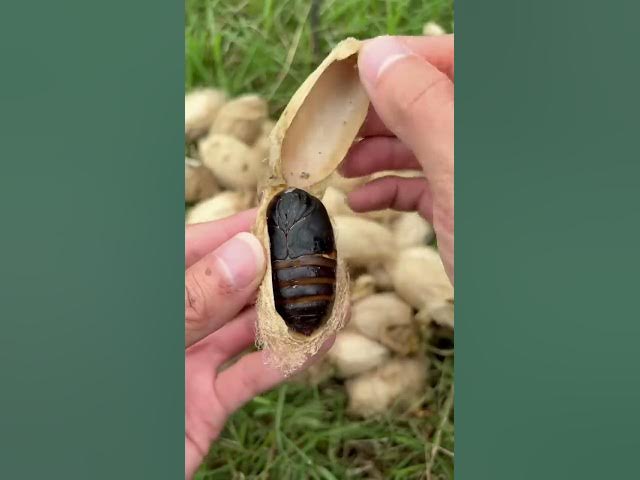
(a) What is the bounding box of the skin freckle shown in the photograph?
[217,277,235,296]
[205,268,212,276]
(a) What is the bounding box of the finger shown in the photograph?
[185,232,266,347]
[358,104,394,138]
[348,176,433,224]
[401,35,454,80]
[186,307,257,365]
[185,208,257,269]
[340,136,420,178]
[215,336,335,415]
[358,36,454,180]
[358,35,454,281]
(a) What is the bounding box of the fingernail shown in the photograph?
[214,232,265,289]
[359,36,413,87]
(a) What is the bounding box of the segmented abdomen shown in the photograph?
[272,255,336,336]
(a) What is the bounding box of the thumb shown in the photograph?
[358,35,454,281]
[358,35,453,182]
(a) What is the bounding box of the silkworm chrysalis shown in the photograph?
[266,188,336,336]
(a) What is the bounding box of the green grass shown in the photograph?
[197,350,453,480]
[186,1,454,478]
[186,0,453,115]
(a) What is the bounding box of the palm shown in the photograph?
[186,312,281,474]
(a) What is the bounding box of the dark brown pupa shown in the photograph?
[267,188,336,335]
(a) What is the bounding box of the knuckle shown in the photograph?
[386,72,453,130]
[402,74,452,118]
[238,370,258,400]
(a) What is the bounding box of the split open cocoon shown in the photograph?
[253,38,370,374]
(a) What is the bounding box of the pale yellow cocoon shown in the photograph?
[185,88,227,141]
[350,273,376,301]
[391,212,434,248]
[252,119,276,164]
[209,94,268,145]
[350,293,418,355]
[327,331,390,378]
[388,246,454,327]
[261,118,276,137]
[254,38,370,375]
[423,21,447,36]
[291,358,336,386]
[322,185,398,223]
[362,208,401,224]
[419,301,454,329]
[368,264,394,290]
[199,134,265,190]
[321,186,355,217]
[185,158,219,203]
[333,215,395,267]
[186,191,253,225]
[346,357,427,417]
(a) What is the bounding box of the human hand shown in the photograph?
[185,210,332,479]
[341,35,454,282]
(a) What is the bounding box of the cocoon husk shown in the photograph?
[186,190,253,225]
[346,357,428,417]
[327,331,390,378]
[185,88,227,141]
[199,134,265,190]
[389,246,454,327]
[334,216,395,267]
[391,212,434,248]
[326,171,369,193]
[371,169,424,180]
[350,293,418,355]
[209,94,268,145]
[253,38,370,374]
[185,158,219,203]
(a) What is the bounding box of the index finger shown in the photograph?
[185,209,257,269]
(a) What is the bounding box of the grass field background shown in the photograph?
[186,1,454,478]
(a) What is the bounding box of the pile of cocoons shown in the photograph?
[185,88,454,418]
